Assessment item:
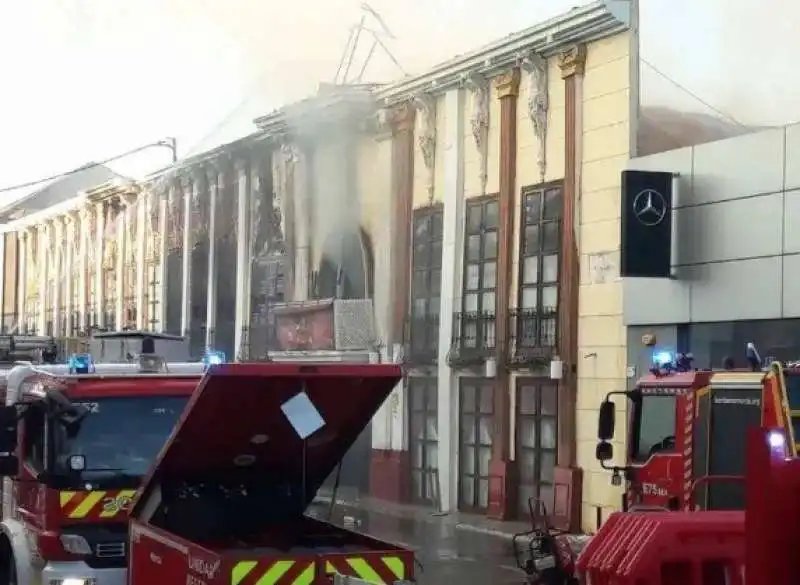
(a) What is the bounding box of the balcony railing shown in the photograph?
[405,313,440,365]
[509,306,558,366]
[448,310,496,366]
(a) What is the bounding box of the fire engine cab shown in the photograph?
[595,350,798,513]
[0,347,218,585]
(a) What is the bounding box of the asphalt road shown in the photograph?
[308,502,531,585]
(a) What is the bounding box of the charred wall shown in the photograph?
[189,177,210,356]
[165,185,184,335]
[2,234,17,331]
[214,163,238,358]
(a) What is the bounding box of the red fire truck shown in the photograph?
[0,361,413,585]
[0,357,209,585]
[594,361,798,512]
[576,425,800,585]
[125,362,413,585]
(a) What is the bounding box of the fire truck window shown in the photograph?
[24,406,46,472]
[633,395,676,461]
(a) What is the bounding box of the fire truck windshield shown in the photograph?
[631,394,677,462]
[53,395,188,482]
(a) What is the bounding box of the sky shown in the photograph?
[0,0,797,206]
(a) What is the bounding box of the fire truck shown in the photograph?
[575,425,799,584]
[593,351,799,513]
[0,359,412,585]
[0,344,219,585]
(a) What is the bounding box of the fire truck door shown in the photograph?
[706,388,761,510]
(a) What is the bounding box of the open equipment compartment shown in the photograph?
[128,362,415,585]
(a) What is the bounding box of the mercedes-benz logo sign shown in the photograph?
[632,189,667,227]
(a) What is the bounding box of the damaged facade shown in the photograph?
[0,0,638,530]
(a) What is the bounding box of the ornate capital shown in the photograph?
[179,173,192,192]
[205,164,220,187]
[494,68,521,99]
[234,156,249,175]
[412,93,437,204]
[388,102,416,133]
[520,52,549,183]
[463,73,490,196]
[558,44,586,79]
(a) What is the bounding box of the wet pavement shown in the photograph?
[307,500,532,585]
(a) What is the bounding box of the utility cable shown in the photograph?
[641,57,748,129]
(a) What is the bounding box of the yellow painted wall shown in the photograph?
[412,95,448,208]
[576,31,632,533]
[462,84,501,199]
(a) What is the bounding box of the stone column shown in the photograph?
[135,193,147,330]
[180,175,193,337]
[17,231,26,330]
[64,217,74,336]
[554,44,586,532]
[95,202,106,329]
[157,186,170,332]
[488,67,520,521]
[205,166,220,349]
[78,208,89,331]
[115,201,126,331]
[233,158,250,359]
[38,226,48,335]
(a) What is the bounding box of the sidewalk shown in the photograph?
[313,491,533,540]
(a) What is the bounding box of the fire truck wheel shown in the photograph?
[0,538,14,585]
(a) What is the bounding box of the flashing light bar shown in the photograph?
[68,353,94,375]
[202,350,226,368]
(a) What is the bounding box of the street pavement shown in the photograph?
[307,500,533,585]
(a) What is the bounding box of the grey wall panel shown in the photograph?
[623,276,690,326]
[784,123,800,191]
[691,128,785,205]
[678,194,783,265]
[627,146,693,193]
[686,257,782,322]
[781,254,800,317]
[783,189,800,254]
[626,325,678,389]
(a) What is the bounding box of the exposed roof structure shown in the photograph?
[0,163,125,224]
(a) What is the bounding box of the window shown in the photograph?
[410,208,443,358]
[516,381,558,516]
[24,406,46,473]
[408,377,439,504]
[519,186,561,311]
[631,394,677,462]
[459,379,494,511]
[461,198,498,350]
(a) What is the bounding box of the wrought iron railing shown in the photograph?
[448,310,496,366]
[509,306,558,366]
[405,313,440,365]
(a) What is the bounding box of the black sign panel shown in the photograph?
[620,170,674,278]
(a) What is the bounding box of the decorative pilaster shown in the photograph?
[205,165,220,348]
[135,193,147,330]
[233,158,250,359]
[488,67,520,521]
[157,186,169,332]
[17,231,26,331]
[179,174,193,337]
[115,201,126,331]
[38,225,48,335]
[78,208,89,331]
[64,217,74,336]
[95,201,106,329]
[463,73,490,196]
[520,51,549,183]
[553,43,586,533]
[413,94,437,205]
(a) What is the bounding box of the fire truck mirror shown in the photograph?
[597,400,616,441]
[0,454,18,476]
[595,441,613,462]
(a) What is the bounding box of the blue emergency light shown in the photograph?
[68,353,94,374]
[202,350,226,368]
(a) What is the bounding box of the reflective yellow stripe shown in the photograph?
[256,560,294,585]
[347,558,383,584]
[325,561,336,574]
[59,491,76,507]
[382,556,404,580]
[69,491,105,518]
[99,489,137,518]
[293,564,314,585]
[232,561,258,585]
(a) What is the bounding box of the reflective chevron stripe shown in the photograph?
[232,560,314,585]
[325,555,406,583]
[59,489,137,519]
